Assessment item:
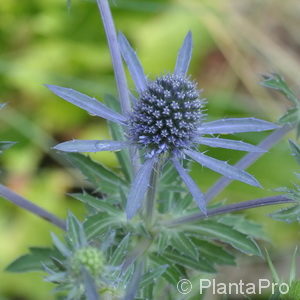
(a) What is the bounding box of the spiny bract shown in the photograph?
[129,74,204,156]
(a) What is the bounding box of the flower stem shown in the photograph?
[164,195,294,227]
[145,159,163,227]
[0,184,66,230]
[96,0,131,116]
[205,124,293,202]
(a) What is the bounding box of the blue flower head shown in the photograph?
[46,32,278,219]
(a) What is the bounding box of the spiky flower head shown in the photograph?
[48,31,278,219]
[70,246,105,277]
[129,74,204,156]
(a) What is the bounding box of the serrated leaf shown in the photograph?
[61,152,127,194]
[6,247,55,272]
[66,212,87,249]
[104,94,132,181]
[140,265,168,289]
[269,205,300,223]
[163,249,215,273]
[187,221,261,256]
[124,261,144,300]
[261,73,299,105]
[70,193,119,215]
[109,234,131,266]
[170,232,198,258]
[218,215,269,241]
[278,108,299,125]
[84,212,122,240]
[191,239,236,266]
[157,231,170,254]
[149,254,184,285]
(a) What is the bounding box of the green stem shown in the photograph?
[145,158,163,227]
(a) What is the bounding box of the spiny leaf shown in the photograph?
[269,205,300,223]
[261,73,299,105]
[278,108,299,125]
[51,233,71,257]
[140,265,168,289]
[0,141,16,154]
[191,239,236,266]
[84,212,123,240]
[82,269,99,300]
[61,152,127,195]
[163,249,215,273]
[6,247,55,272]
[109,234,131,266]
[66,212,87,249]
[187,221,262,256]
[170,232,198,258]
[70,193,119,215]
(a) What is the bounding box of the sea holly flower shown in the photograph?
[47,32,278,219]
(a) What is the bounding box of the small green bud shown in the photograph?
[70,246,105,277]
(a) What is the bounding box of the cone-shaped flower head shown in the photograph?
[129,74,204,157]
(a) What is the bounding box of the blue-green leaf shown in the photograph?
[6,247,55,272]
[51,233,71,257]
[84,212,123,240]
[289,140,300,165]
[163,249,215,273]
[270,205,300,223]
[61,152,127,194]
[187,221,261,256]
[109,234,131,266]
[261,73,299,105]
[139,265,168,289]
[70,193,119,215]
[170,232,198,258]
[66,212,87,249]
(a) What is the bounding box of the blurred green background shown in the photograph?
[0,0,300,299]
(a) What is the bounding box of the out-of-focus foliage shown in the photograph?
[1,0,300,299]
